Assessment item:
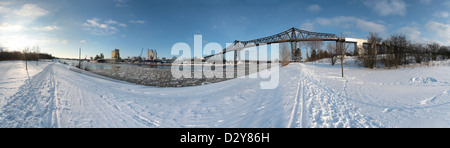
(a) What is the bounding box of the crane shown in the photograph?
[139,48,144,62]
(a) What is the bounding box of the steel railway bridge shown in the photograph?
[203,27,368,62]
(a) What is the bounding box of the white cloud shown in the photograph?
[0,23,24,32]
[13,4,49,18]
[105,19,118,24]
[0,33,61,50]
[363,0,407,16]
[300,22,314,31]
[0,8,9,14]
[0,1,11,14]
[397,27,422,41]
[99,24,108,29]
[444,1,450,7]
[61,40,69,44]
[0,3,63,51]
[0,23,59,32]
[0,1,11,5]
[0,3,49,25]
[356,20,386,33]
[43,25,59,31]
[307,4,321,12]
[425,21,450,44]
[80,40,86,44]
[113,0,131,7]
[83,18,121,35]
[118,23,127,27]
[105,19,127,27]
[86,18,101,27]
[130,20,145,24]
[442,12,449,18]
[315,16,386,33]
[32,25,60,31]
[434,11,449,18]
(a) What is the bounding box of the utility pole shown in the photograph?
[23,47,29,71]
[340,41,344,77]
[78,48,81,68]
[336,40,344,78]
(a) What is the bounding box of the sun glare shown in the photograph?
[2,35,38,51]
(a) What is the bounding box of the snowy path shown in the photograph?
[0,64,58,127]
[0,61,448,127]
[287,64,381,128]
[0,61,49,106]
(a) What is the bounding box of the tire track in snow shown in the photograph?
[300,78,307,128]
[287,71,302,128]
[53,77,61,128]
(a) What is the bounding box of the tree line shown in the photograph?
[281,32,450,69]
[0,47,54,61]
[359,33,450,69]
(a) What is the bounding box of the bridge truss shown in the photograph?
[203,27,343,60]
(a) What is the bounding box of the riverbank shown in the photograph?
[60,60,272,87]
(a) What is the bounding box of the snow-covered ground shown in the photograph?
[0,59,449,128]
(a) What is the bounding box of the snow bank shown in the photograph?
[411,77,438,84]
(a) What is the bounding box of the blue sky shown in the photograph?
[0,0,449,59]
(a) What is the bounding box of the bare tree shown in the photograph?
[308,37,324,62]
[0,47,3,61]
[33,45,40,66]
[411,42,426,63]
[438,46,449,60]
[326,42,337,65]
[336,33,349,77]
[428,42,440,61]
[291,42,302,62]
[383,41,396,68]
[305,47,309,62]
[361,32,382,69]
[386,33,409,67]
[23,47,31,71]
[281,43,291,67]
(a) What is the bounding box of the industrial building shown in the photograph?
[112,49,120,59]
[147,49,157,60]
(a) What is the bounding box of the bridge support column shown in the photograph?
[352,43,358,56]
[356,40,365,55]
[223,50,227,78]
[345,38,367,56]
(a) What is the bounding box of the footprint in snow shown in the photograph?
[256,105,265,111]
[239,112,247,117]
[383,108,400,113]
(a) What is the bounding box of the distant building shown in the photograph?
[147,49,157,60]
[112,49,120,59]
